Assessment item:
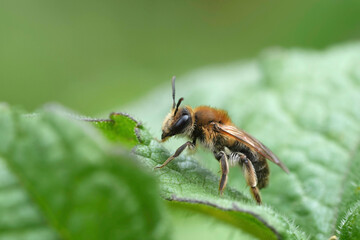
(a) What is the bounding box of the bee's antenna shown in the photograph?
[174,97,184,116]
[172,76,176,109]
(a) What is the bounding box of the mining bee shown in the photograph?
[155,76,289,204]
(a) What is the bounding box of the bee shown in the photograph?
[155,76,289,204]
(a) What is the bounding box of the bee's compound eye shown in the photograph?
[173,114,190,132]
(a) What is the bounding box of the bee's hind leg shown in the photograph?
[233,152,262,205]
[214,151,229,195]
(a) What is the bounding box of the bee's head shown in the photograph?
[161,77,194,141]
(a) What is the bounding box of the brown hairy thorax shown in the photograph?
[194,106,232,127]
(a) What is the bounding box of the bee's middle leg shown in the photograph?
[214,151,229,195]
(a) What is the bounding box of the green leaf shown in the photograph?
[0,104,169,240]
[168,205,256,240]
[125,42,360,239]
[91,112,140,148]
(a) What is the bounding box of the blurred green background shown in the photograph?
[1,0,359,115]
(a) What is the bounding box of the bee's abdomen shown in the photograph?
[252,158,269,189]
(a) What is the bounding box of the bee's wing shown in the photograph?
[215,123,289,173]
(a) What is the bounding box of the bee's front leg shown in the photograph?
[154,141,195,169]
[214,151,229,195]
